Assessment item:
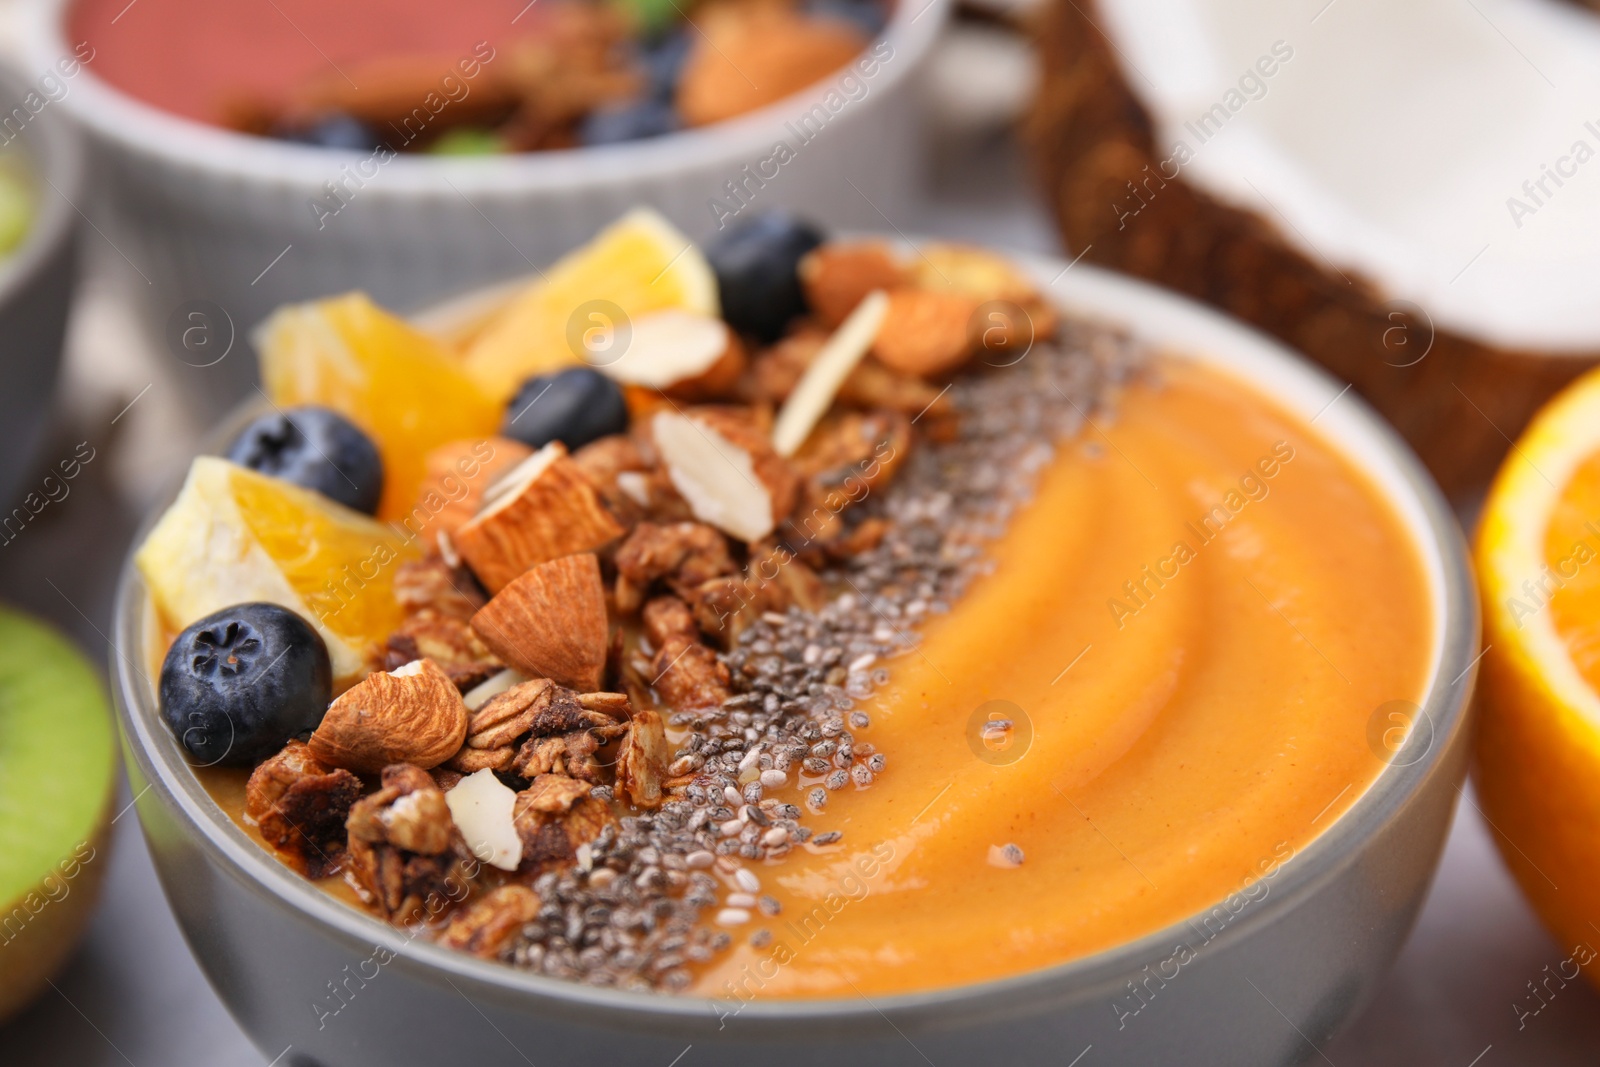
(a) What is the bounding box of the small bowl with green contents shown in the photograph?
[0,59,83,509]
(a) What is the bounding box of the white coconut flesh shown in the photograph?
[1095,0,1600,351]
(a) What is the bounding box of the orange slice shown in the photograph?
[1476,365,1600,991]
[135,457,420,682]
[255,292,501,521]
[460,208,719,403]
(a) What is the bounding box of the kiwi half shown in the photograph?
[0,607,116,1022]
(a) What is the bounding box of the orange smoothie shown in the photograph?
[693,358,1435,998]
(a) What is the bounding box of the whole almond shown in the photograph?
[471,555,609,691]
[872,289,984,378]
[800,242,909,327]
[406,437,534,551]
[309,659,468,773]
[454,443,624,592]
[677,8,865,127]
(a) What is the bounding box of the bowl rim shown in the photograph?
[109,248,1479,1030]
[0,57,82,303]
[17,0,948,196]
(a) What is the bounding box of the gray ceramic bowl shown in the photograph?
[111,251,1477,1067]
[20,0,947,411]
[0,59,81,509]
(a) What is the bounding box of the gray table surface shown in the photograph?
[2,120,1597,1067]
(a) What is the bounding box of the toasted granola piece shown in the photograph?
[746,327,953,420]
[676,540,825,646]
[245,740,361,879]
[445,745,517,774]
[281,55,519,134]
[345,764,477,923]
[577,691,632,719]
[825,516,891,559]
[464,679,626,749]
[438,885,541,959]
[431,766,465,792]
[512,785,617,874]
[839,359,954,420]
[642,595,733,711]
[613,521,739,612]
[570,434,651,525]
[793,411,911,493]
[518,772,593,814]
[465,678,559,749]
[347,764,455,854]
[497,4,642,150]
[383,613,504,691]
[481,683,628,782]
[512,729,605,782]
[393,558,486,622]
[615,709,670,809]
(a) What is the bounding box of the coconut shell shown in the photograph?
[1025,0,1598,495]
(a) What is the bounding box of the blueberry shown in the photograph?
[705,210,826,342]
[639,31,693,100]
[805,0,886,37]
[502,367,629,450]
[160,603,332,767]
[227,406,384,515]
[580,99,680,145]
[280,113,384,152]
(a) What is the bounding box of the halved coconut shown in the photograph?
[1028,0,1600,492]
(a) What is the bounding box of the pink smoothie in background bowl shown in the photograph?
[68,0,891,152]
[27,0,941,408]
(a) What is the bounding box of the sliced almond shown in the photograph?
[454,443,625,593]
[600,310,745,399]
[651,410,797,542]
[470,554,609,691]
[308,658,468,773]
[772,290,890,456]
[444,768,523,872]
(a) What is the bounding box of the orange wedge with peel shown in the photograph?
[255,292,501,521]
[1476,364,1600,990]
[460,208,719,403]
[135,457,420,683]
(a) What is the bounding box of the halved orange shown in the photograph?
[136,457,420,682]
[1476,365,1600,989]
[255,292,502,521]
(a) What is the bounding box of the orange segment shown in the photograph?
[1475,364,1600,993]
[460,208,719,403]
[255,292,502,520]
[135,457,420,682]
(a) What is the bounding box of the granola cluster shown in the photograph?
[236,239,1141,988]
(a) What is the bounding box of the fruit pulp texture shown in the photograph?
[1544,450,1600,687]
[69,0,547,125]
[695,359,1434,997]
[259,294,501,522]
[198,359,1435,997]
[228,467,415,655]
